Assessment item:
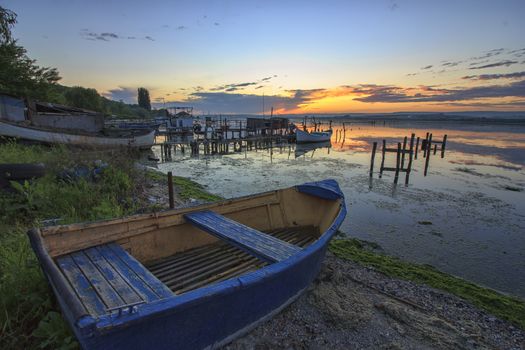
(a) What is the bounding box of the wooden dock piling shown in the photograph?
[424,133,432,176]
[394,142,401,184]
[415,137,420,159]
[370,142,377,178]
[379,139,386,178]
[441,134,447,158]
[401,136,408,168]
[168,171,174,209]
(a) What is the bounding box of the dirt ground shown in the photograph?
[226,254,524,350]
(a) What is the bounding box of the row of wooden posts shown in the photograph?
[160,136,291,161]
[369,132,448,185]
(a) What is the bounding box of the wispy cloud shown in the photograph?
[462,71,525,80]
[469,60,518,70]
[421,65,433,70]
[80,30,154,42]
[210,76,278,92]
[353,80,525,103]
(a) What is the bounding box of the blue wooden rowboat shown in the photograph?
[28,179,346,349]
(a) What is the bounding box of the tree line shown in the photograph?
[0,6,155,119]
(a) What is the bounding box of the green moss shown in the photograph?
[172,176,222,202]
[145,169,222,202]
[329,238,525,329]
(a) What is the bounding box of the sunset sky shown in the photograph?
[4,0,525,114]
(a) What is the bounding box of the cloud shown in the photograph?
[163,92,298,113]
[421,65,433,70]
[469,60,518,70]
[80,30,154,42]
[353,80,525,103]
[214,22,220,26]
[103,86,137,103]
[210,76,278,92]
[441,60,462,67]
[462,71,525,80]
[177,26,187,30]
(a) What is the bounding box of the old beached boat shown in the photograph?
[295,128,333,143]
[0,120,156,149]
[29,180,346,349]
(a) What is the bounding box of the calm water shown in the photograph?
[156,121,525,298]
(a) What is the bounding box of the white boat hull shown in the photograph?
[295,129,332,143]
[0,121,155,149]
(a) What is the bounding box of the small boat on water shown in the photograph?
[29,179,346,349]
[0,120,156,149]
[295,128,333,143]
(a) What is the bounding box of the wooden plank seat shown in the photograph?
[184,210,301,263]
[55,243,173,317]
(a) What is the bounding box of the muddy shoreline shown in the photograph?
[228,254,525,349]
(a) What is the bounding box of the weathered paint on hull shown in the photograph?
[80,241,333,349]
[296,129,332,143]
[0,121,155,149]
[29,180,346,350]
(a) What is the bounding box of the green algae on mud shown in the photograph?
[145,169,223,202]
[329,238,525,330]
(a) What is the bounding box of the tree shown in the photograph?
[137,87,151,111]
[63,86,102,111]
[0,6,16,44]
[0,6,61,100]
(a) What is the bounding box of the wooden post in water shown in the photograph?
[415,137,420,160]
[405,135,415,185]
[423,132,429,158]
[441,134,447,158]
[401,136,408,168]
[379,139,386,178]
[167,171,175,209]
[369,142,377,178]
[424,133,432,176]
[433,143,438,155]
[394,142,401,184]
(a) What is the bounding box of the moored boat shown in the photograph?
[0,120,156,149]
[295,128,333,143]
[28,179,346,349]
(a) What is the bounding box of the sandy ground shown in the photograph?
[144,175,525,350]
[228,254,525,350]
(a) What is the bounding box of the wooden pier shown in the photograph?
[157,134,293,161]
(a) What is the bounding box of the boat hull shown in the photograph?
[295,129,332,143]
[29,180,346,350]
[0,121,155,149]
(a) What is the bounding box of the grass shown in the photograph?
[145,169,223,202]
[329,238,525,330]
[0,142,146,349]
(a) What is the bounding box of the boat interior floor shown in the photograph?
[146,226,319,295]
